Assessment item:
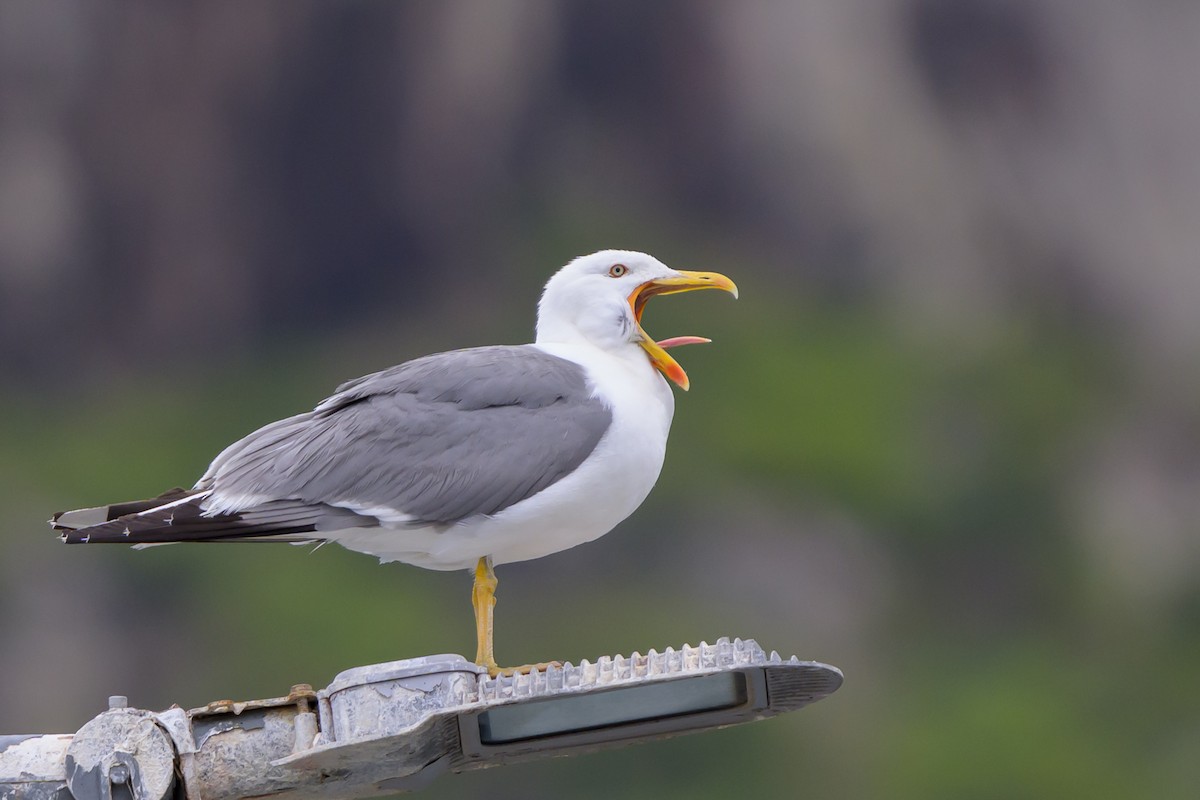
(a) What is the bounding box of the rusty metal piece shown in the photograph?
[288,684,316,703]
[193,686,316,720]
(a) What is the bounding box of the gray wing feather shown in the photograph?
[201,346,613,526]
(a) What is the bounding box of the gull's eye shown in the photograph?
[608,264,628,278]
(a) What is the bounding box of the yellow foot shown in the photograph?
[472,556,563,677]
[484,660,564,678]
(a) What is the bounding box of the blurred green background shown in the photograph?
[2,2,1198,797]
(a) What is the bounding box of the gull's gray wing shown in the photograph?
[199,345,613,527]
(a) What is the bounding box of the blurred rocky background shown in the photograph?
[2,1,1198,797]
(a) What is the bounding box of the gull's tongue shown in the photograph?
[656,336,711,349]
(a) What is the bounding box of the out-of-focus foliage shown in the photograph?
[2,2,1198,798]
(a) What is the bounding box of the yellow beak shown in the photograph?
[628,270,738,391]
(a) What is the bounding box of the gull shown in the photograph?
[52,250,738,675]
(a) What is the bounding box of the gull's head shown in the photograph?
[536,250,738,390]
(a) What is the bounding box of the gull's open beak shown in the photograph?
[628,270,738,391]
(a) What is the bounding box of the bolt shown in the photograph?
[108,695,128,710]
[109,765,130,785]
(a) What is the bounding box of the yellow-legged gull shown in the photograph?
[52,250,738,675]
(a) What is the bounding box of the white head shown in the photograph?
[536,250,738,390]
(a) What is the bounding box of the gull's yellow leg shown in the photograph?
[471,555,561,678]
[472,555,499,670]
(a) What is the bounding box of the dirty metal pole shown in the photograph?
[1,637,843,800]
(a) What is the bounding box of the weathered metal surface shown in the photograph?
[322,655,483,743]
[271,638,842,798]
[1,637,842,799]
[64,709,175,800]
[0,735,73,800]
[191,706,306,799]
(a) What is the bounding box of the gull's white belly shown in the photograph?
[327,342,675,571]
